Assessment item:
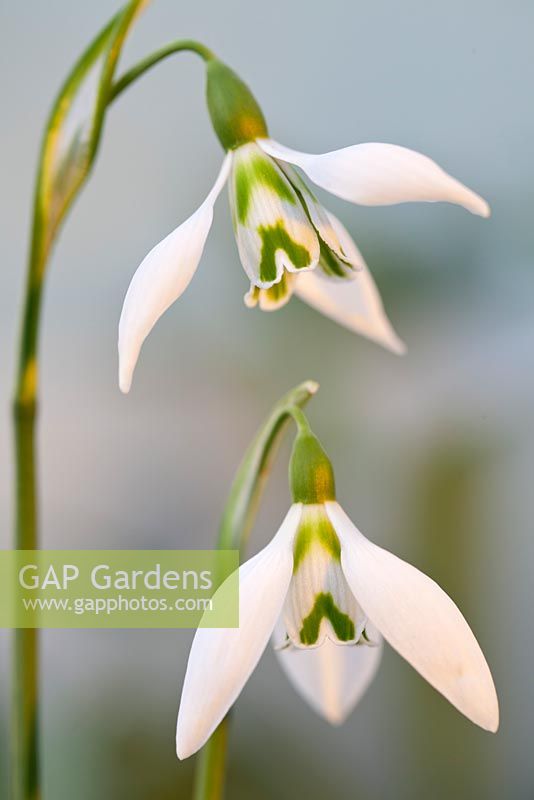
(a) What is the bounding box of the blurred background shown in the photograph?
[1,1,533,797]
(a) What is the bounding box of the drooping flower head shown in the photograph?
[118,54,490,392]
[176,413,499,759]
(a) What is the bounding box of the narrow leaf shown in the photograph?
[32,0,149,269]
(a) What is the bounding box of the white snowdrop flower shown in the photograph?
[118,58,489,392]
[176,427,498,759]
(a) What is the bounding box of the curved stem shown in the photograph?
[284,405,312,437]
[217,382,318,552]
[192,381,318,799]
[108,39,214,103]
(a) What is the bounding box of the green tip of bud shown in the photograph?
[206,59,268,151]
[289,432,336,504]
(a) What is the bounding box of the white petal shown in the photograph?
[258,138,490,217]
[327,502,499,732]
[275,630,383,725]
[278,504,367,649]
[176,504,301,759]
[244,272,297,311]
[295,213,406,354]
[118,154,232,393]
[276,162,353,267]
[228,142,319,289]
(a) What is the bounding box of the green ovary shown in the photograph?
[257,221,312,284]
[299,592,355,645]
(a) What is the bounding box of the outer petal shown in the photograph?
[176,504,302,759]
[274,625,383,724]
[118,154,232,393]
[295,213,406,354]
[258,139,490,217]
[327,502,499,732]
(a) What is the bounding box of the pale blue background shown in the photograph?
[1,1,533,798]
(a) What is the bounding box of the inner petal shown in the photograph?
[259,221,314,284]
[228,142,319,288]
[276,161,360,278]
[244,271,296,311]
[299,591,355,645]
[318,238,358,280]
[282,505,368,649]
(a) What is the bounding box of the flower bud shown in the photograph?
[206,59,268,150]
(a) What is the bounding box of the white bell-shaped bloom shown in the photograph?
[176,501,498,759]
[119,133,488,391]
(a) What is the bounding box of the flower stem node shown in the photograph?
[206,60,268,151]
[289,432,336,504]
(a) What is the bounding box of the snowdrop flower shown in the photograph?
[118,58,490,392]
[176,420,498,759]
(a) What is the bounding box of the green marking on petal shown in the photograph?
[258,221,311,284]
[278,161,355,273]
[234,153,296,225]
[263,272,294,309]
[245,272,295,311]
[293,509,341,573]
[264,272,291,305]
[318,239,355,279]
[244,284,260,307]
[299,592,355,645]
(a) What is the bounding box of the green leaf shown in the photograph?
[32,0,149,272]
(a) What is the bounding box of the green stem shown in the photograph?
[108,39,214,103]
[11,164,47,800]
[285,405,312,437]
[11,405,39,800]
[192,718,229,800]
[192,381,318,799]
[217,383,318,553]
[10,31,217,800]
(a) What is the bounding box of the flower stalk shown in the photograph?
[192,381,319,799]
[11,405,39,800]
[11,149,47,798]
[192,719,229,800]
[109,39,214,102]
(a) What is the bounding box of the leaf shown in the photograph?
[32,0,150,271]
